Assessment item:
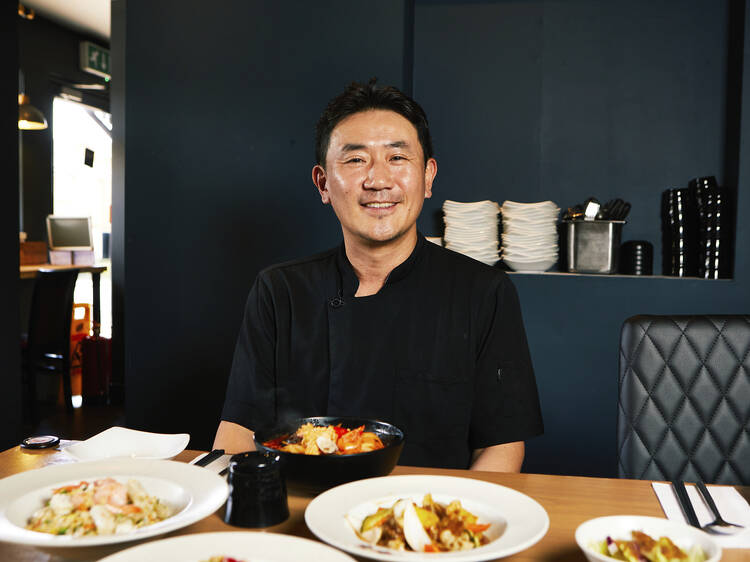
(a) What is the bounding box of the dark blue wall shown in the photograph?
[414,0,749,477]
[114,0,750,476]
[113,0,407,447]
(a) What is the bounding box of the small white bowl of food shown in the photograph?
[575,515,721,562]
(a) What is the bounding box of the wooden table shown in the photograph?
[20,264,108,337]
[0,446,747,561]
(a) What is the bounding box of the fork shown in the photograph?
[695,481,745,535]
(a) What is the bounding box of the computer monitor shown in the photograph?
[46,216,94,251]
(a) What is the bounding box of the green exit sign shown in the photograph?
[79,41,110,80]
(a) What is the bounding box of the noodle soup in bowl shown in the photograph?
[253,416,405,494]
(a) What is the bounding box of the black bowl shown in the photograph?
[253,416,404,494]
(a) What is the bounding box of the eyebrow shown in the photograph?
[341,140,411,152]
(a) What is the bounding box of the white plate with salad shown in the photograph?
[305,474,549,561]
[575,515,720,562]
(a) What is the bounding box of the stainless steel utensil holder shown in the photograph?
[565,220,625,274]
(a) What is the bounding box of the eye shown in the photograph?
[345,157,364,164]
[391,155,407,161]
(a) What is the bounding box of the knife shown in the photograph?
[671,480,700,527]
[194,449,224,467]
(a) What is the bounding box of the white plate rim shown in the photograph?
[96,531,358,561]
[304,474,549,562]
[0,458,228,547]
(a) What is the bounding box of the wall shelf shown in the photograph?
[505,270,732,281]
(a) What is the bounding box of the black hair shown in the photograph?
[315,78,434,167]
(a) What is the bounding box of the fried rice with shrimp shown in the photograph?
[26,478,172,536]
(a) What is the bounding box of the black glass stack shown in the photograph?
[620,240,653,275]
[661,188,699,276]
[689,176,732,279]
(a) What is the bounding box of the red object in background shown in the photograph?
[70,304,91,395]
[81,335,111,405]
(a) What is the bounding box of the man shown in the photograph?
[214,80,543,471]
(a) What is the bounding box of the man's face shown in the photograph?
[312,109,437,247]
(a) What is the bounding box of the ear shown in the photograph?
[423,158,437,199]
[312,164,330,204]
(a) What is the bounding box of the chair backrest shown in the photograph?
[26,269,80,360]
[617,315,750,485]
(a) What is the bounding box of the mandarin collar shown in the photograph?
[335,233,427,297]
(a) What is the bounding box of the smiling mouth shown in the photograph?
[363,202,397,208]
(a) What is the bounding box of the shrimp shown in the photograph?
[90,504,116,534]
[49,492,74,516]
[93,478,128,507]
[360,432,384,452]
[337,426,364,454]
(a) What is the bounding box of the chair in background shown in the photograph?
[22,269,80,421]
[617,314,750,485]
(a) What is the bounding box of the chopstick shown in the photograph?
[193,449,224,467]
[671,480,700,527]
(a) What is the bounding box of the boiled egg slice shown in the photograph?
[403,501,433,552]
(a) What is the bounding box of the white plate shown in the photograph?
[444,230,498,241]
[502,241,558,251]
[445,219,498,229]
[502,218,557,227]
[503,251,557,260]
[502,205,558,213]
[63,426,190,461]
[575,515,721,562]
[444,237,498,246]
[97,531,357,561]
[502,224,557,235]
[503,257,557,272]
[501,200,558,210]
[502,232,558,242]
[0,458,228,548]
[443,200,499,210]
[305,474,548,561]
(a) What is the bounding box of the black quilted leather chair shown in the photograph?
[617,315,750,485]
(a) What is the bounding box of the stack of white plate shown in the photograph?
[501,200,560,272]
[442,200,500,265]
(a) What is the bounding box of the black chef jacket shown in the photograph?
[220,234,543,469]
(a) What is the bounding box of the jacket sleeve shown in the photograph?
[219,273,277,431]
[469,274,544,449]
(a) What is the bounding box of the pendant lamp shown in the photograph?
[18,68,47,130]
[18,93,47,130]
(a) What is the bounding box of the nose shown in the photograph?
[363,159,392,190]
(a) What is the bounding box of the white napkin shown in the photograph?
[652,482,750,548]
[189,451,232,474]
